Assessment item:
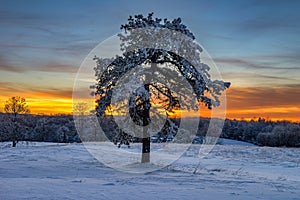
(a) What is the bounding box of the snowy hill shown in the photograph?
[0,142,299,199]
[217,138,255,146]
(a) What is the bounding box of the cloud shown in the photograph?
[240,18,289,33]
[0,56,26,73]
[0,81,72,99]
[227,85,300,110]
[39,63,79,73]
[0,53,80,74]
[29,87,73,99]
[222,72,295,82]
[224,84,300,121]
[0,8,96,62]
[214,57,300,71]
[0,60,78,74]
[0,10,45,24]
[0,63,25,73]
[236,0,300,33]
[0,80,93,100]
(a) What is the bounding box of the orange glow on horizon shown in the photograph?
[0,95,73,115]
[26,98,73,115]
[1,84,300,123]
[2,98,298,122]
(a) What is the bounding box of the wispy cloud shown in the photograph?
[227,85,300,109]
[39,63,78,73]
[0,57,79,74]
[214,57,300,71]
[222,72,296,82]
[0,82,73,99]
[236,0,300,32]
[225,84,300,121]
[0,56,26,73]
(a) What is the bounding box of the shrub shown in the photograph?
[285,124,300,147]
[257,132,272,146]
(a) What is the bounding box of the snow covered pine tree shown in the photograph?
[92,13,230,163]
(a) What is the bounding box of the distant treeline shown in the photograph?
[208,118,300,147]
[0,113,80,144]
[0,113,299,147]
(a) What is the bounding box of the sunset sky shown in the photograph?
[1,0,300,121]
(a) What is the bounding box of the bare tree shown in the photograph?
[92,13,230,163]
[73,101,97,141]
[73,102,90,116]
[4,96,30,147]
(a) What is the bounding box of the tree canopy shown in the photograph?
[4,96,30,118]
[92,13,230,163]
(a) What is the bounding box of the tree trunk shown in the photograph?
[12,117,17,147]
[141,126,150,163]
[140,61,158,163]
[141,91,150,163]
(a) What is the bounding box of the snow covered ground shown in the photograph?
[0,140,299,200]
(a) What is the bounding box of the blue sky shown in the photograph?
[0,0,300,120]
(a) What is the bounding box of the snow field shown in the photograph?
[0,141,299,200]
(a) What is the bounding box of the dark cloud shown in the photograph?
[253,54,300,61]
[0,81,18,89]
[0,56,26,73]
[39,63,78,73]
[6,81,92,100]
[1,39,94,56]
[0,63,25,73]
[214,57,300,71]
[0,58,78,74]
[0,9,96,58]
[222,72,295,82]
[240,19,290,33]
[236,0,300,33]
[0,82,74,100]
[31,87,73,99]
[0,50,80,74]
[0,10,45,24]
